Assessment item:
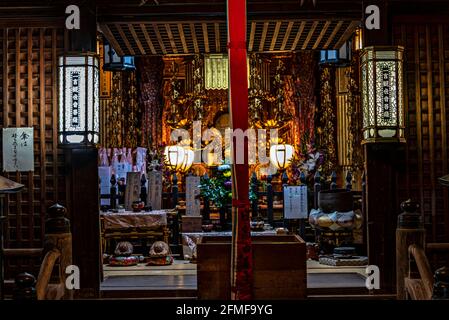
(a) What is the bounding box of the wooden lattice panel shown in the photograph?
[393,23,449,243]
[0,27,66,278]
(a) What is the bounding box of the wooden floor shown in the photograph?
[100,260,369,299]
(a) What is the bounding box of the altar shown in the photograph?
[100,209,172,254]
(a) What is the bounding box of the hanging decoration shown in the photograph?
[292,51,317,153]
[191,55,208,121]
[136,56,164,150]
[318,67,337,176]
[249,57,292,130]
[248,53,268,128]
[165,60,191,129]
[123,71,140,148]
[346,52,364,173]
[109,72,123,147]
[205,54,229,90]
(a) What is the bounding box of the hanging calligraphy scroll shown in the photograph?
[2,128,34,172]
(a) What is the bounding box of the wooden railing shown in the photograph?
[396,200,449,300]
[12,204,72,300]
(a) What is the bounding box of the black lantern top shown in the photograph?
[103,40,136,72]
[319,41,352,67]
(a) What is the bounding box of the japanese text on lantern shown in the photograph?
[2,128,34,172]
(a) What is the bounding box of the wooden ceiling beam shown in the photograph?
[323,20,343,49]
[248,21,256,52]
[115,23,135,55]
[301,21,319,50]
[259,21,269,52]
[153,23,167,55]
[129,24,146,55]
[165,23,178,54]
[214,22,221,52]
[269,21,282,51]
[202,23,210,53]
[280,21,294,51]
[140,23,157,55]
[335,20,360,48]
[177,23,189,54]
[290,21,306,51]
[100,24,124,56]
[312,21,331,49]
[190,23,199,53]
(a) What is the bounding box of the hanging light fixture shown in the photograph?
[269,144,294,170]
[102,40,135,71]
[320,40,352,67]
[58,52,100,146]
[164,145,186,171]
[360,46,405,144]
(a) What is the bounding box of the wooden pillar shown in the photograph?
[365,143,406,293]
[44,203,73,299]
[396,200,425,300]
[362,1,407,293]
[62,0,100,299]
[64,148,100,298]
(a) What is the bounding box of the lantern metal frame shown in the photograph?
[164,146,186,172]
[360,46,405,144]
[179,147,195,173]
[58,52,100,147]
[269,144,294,171]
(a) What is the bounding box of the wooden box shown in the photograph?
[181,215,203,233]
[197,235,307,300]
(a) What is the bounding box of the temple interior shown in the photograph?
[0,0,449,301]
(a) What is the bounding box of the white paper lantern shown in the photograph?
[58,53,100,146]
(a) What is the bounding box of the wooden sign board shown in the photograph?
[125,172,141,210]
[186,175,201,216]
[2,128,34,172]
[147,170,162,210]
[283,186,308,220]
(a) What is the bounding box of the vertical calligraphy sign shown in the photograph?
[227,0,253,300]
[2,128,34,172]
[186,175,201,216]
[124,172,142,211]
[147,170,162,210]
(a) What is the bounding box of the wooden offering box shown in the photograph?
[181,215,203,233]
[197,235,307,299]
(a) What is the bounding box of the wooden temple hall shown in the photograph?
[0,0,448,301]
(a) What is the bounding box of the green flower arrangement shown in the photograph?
[199,164,233,209]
